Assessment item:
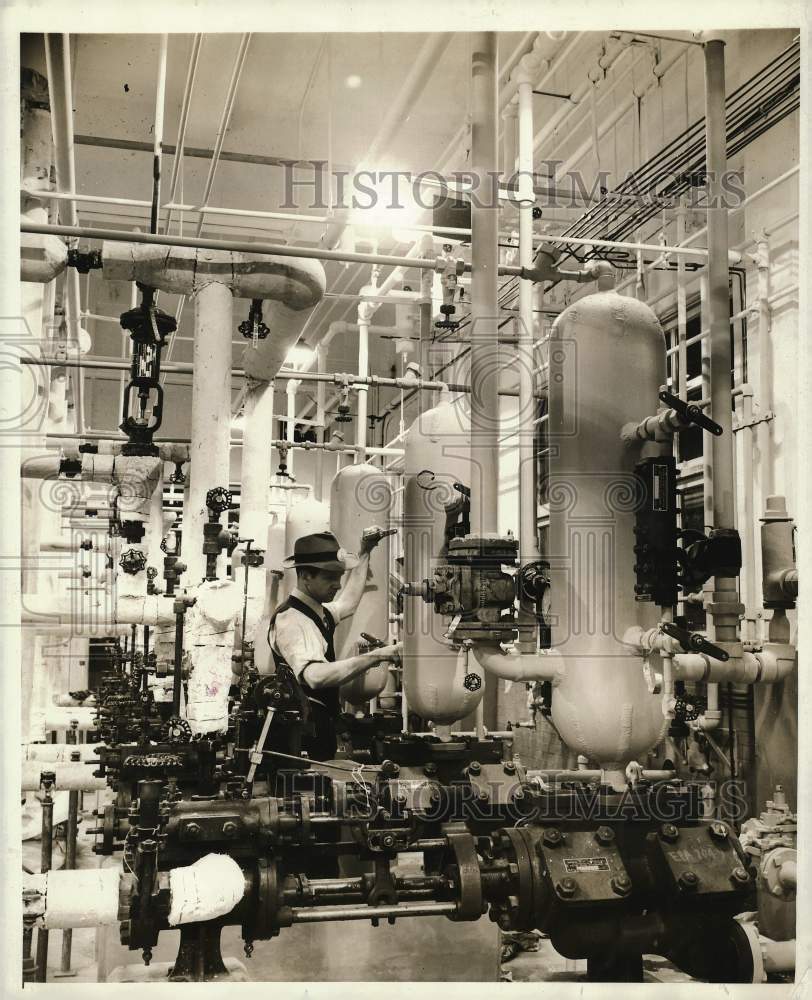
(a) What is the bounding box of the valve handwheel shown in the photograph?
[206,486,233,516]
[166,716,192,743]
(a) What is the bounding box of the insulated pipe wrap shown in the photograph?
[184,580,242,735]
[548,290,668,770]
[23,868,120,929]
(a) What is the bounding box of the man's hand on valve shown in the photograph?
[359,525,397,556]
[372,641,403,665]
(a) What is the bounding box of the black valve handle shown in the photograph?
[359,632,386,650]
[659,390,723,436]
[661,622,729,661]
[206,486,233,516]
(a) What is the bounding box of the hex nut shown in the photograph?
[595,825,615,845]
[557,877,577,898]
[731,866,750,885]
[677,870,699,891]
[184,822,202,839]
[543,828,562,847]
[709,822,728,840]
[222,821,238,838]
[611,874,632,897]
[660,823,680,843]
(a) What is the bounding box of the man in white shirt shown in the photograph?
[267,529,401,761]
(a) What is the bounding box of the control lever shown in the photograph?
[659,390,723,436]
[359,632,386,650]
[660,621,729,661]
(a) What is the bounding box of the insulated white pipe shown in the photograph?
[468,32,500,537]
[22,762,105,790]
[704,37,741,646]
[185,282,234,583]
[356,299,372,459]
[43,34,83,430]
[22,742,101,763]
[471,644,565,683]
[514,52,544,586]
[240,381,274,642]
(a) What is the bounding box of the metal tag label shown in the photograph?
[563,857,611,873]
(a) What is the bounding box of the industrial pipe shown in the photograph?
[22,762,106,792]
[468,32,500,536]
[704,37,743,647]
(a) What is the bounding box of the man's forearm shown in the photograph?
[332,552,371,620]
[304,650,379,689]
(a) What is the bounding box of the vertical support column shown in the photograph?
[356,303,372,460]
[314,347,327,500]
[469,31,500,536]
[703,37,742,643]
[240,380,274,643]
[515,54,543,574]
[184,282,233,583]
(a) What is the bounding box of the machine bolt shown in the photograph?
[222,821,238,838]
[677,870,699,891]
[184,822,202,840]
[610,874,632,897]
[381,760,400,778]
[595,825,615,845]
[381,834,396,850]
[556,878,578,898]
[542,828,562,847]
[709,822,728,840]
[503,761,516,775]
[660,823,680,843]
[423,762,438,777]
[731,866,750,885]
[468,761,482,776]
[478,788,490,802]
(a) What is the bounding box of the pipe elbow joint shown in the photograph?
[470,643,565,684]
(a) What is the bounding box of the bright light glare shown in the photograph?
[285,344,316,369]
[351,173,423,242]
[345,75,362,89]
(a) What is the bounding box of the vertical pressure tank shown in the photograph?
[402,397,485,723]
[547,289,668,776]
[330,463,394,706]
[280,496,330,601]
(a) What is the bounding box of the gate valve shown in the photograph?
[168,461,186,485]
[434,245,464,332]
[275,444,293,479]
[335,379,354,423]
[119,283,176,455]
[203,487,236,581]
[658,389,723,436]
[673,694,707,723]
[238,298,270,341]
[660,621,729,661]
[206,487,233,517]
[119,549,147,575]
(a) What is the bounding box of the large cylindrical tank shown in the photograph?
[547,290,668,774]
[402,397,485,723]
[280,497,330,602]
[330,463,393,706]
